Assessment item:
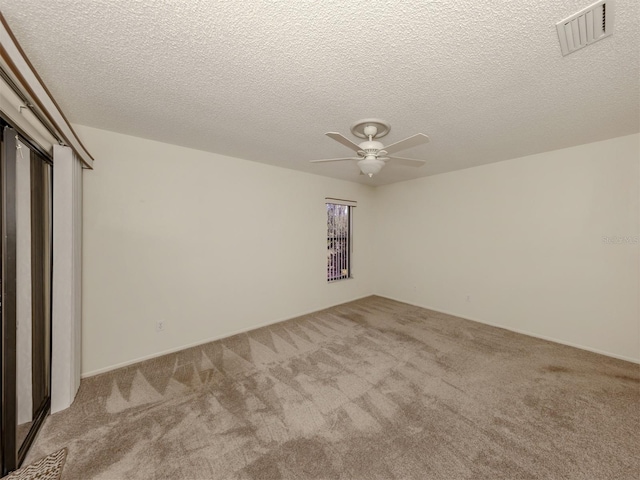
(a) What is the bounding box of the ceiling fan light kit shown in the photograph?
[310,119,429,178]
[358,158,385,177]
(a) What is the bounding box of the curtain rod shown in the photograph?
[0,67,62,145]
[0,12,94,169]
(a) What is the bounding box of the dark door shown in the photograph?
[0,124,52,474]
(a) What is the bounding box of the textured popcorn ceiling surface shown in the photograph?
[1,0,638,185]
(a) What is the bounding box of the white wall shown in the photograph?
[77,125,376,375]
[374,134,640,362]
[78,127,639,375]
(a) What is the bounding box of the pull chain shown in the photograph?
[15,135,24,159]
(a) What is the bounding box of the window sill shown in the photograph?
[328,276,354,283]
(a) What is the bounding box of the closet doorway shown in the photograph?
[0,122,52,474]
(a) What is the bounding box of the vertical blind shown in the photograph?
[326,198,356,282]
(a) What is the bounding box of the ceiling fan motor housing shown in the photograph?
[358,140,385,156]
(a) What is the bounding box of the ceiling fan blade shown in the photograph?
[325,132,362,153]
[383,133,430,155]
[309,157,358,163]
[388,156,427,167]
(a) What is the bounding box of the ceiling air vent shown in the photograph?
[556,0,614,56]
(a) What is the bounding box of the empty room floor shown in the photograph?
[27,296,639,479]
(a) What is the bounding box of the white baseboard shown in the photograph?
[81,294,375,378]
[377,294,640,365]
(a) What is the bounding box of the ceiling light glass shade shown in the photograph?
[357,158,385,177]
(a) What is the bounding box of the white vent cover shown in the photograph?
[556,0,614,56]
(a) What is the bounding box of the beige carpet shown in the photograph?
[27,296,639,479]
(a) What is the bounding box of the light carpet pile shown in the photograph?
[26,296,639,479]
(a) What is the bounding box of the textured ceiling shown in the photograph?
[0,0,638,186]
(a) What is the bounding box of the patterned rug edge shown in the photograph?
[2,448,67,480]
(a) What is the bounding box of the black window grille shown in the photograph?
[326,203,351,281]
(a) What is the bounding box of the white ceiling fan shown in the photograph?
[310,119,430,177]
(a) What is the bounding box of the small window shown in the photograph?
[326,199,354,282]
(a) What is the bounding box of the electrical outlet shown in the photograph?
[156,320,165,332]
